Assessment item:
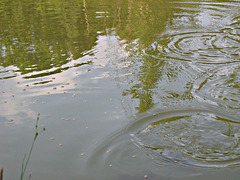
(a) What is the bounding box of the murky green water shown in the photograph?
[0,0,240,179]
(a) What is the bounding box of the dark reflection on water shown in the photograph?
[0,0,240,179]
[0,0,108,79]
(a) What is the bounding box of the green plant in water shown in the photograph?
[20,114,44,180]
[0,114,44,180]
[0,166,3,180]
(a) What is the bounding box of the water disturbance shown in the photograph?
[0,0,240,179]
[83,103,240,177]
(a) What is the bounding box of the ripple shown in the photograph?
[193,63,240,109]
[83,103,240,179]
[146,18,240,65]
[129,109,240,167]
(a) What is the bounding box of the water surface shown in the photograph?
[0,0,239,179]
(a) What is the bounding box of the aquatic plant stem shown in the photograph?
[0,166,3,180]
[20,117,39,180]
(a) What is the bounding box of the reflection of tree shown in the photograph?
[0,0,105,77]
[109,0,178,113]
[0,0,195,113]
[122,55,166,113]
[112,0,170,47]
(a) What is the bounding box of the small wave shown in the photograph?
[193,63,240,110]
[82,103,240,180]
[145,16,240,65]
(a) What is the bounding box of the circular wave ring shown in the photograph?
[128,108,240,167]
[146,24,240,65]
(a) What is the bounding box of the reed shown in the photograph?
[20,115,42,180]
[0,166,3,180]
[0,114,44,180]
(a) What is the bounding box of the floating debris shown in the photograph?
[50,137,55,140]
[81,153,84,156]
[59,144,63,147]
[73,94,77,98]
[109,164,112,167]
[144,175,148,178]
[73,118,76,121]
[106,150,111,153]
[132,155,136,158]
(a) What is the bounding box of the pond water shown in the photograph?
[0,0,240,179]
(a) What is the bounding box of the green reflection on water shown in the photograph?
[0,0,100,73]
[0,0,172,75]
[0,0,240,179]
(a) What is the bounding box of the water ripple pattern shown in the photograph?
[129,107,240,168]
[83,104,240,179]
[146,17,240,65]
[193,63,240,109]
